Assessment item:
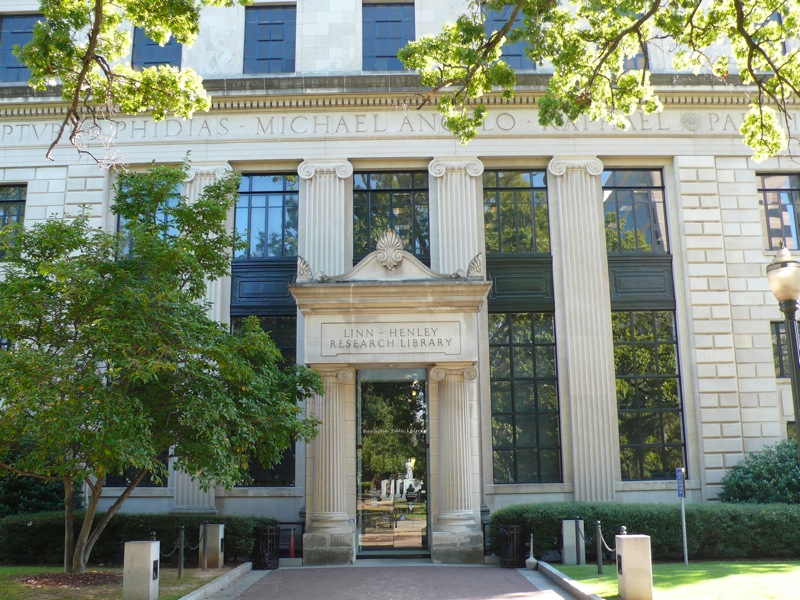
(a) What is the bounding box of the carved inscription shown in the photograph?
[321,322,461,357]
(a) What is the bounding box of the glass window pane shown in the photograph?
[603,170,668,255]
[235,174,298,260]
[484,170,549,256]
[492,380,512,413]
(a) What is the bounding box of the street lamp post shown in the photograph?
[767,244,800,463]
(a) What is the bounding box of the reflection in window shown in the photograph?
[131,28,182,68]
[244,5,296,74]
[482,4,536,70]
[362,3,415,71]
[613,310,685,480]
[0,15,37,83]
[0,185,26,260]
[759,174,800,251]
[603,170,668,254]
[232,315,297,487]
[489,312,561,484]
[235,174,298,260]
[484,170,549,255]
[353,171,429,261]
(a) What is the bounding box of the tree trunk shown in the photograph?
[63,478,75,573]
[71,477,102,574]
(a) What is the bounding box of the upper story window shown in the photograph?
[483,4,536,71]
[759,174,800,250]
[362,3,414,71]
[0,15,37,83]
[0,185,26,229]
[131,27,182,69]
[603,169,668,255]
[353,171,429,262]
[244,5,296,74]
[235,174,298,260]
[484,170,549,255]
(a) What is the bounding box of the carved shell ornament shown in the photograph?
[376,229,404,270]
[296,256,312,280]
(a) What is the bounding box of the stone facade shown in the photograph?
[1,0,797,563]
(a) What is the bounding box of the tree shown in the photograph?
[0,162,321,574]
[718,440,800,503]
[17,0,249,164]
[400,0,800,160]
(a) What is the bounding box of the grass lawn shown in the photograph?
[0,565,228,599]
[557,561,800,600]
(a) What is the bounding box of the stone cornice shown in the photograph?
[0,72,788,119]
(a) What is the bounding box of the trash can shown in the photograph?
[498,524,525,568]
[252,526,280,570]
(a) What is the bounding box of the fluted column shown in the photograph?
[547,156,618,502]
[185,164,233,325]
[308,368,353,531]
[298,160,353,277]
[428,158,484,275]
[431,365,478,530]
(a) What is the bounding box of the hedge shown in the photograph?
[489,502,800,561]
[0,511,277,565]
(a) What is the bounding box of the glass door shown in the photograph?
[357,369,429,556]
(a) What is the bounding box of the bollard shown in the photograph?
[123,541,159,600]
[596,520,603,575]
[616,534,653,600]
[204,524,225,568]
[201,522,208,570]
[178,526,185,580]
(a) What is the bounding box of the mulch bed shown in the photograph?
[10,571,122,588]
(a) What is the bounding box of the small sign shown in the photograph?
[676,467,685,498]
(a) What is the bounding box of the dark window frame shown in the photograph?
[234,173,299,261]
[362,3,415,71]
[353,170,429,262]
[243,5,297,75]
[613,310,686,481]
[0,15,37,83]
[232,315,297,487]
[482,4,536,71]
[772,320,796,378]
[484,169,550,256]
[759,173,800,251]
[131,27,182,69]
[602,169,669,255]
[489,311,562,484]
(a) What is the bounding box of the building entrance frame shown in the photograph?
[290,230,491,565]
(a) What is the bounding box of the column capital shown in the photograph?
[428,158,484,178]
[186,164,232,183]
[430,365,478,383]
[317,367,355,384]
[298,160,353,180]
[547,156,604,177]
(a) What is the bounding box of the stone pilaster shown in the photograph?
[547,156,619,502]
[172,468,216,513]
[304,367,355,565]
[429,365,483,564]
[298,160,353,277]
[185,164,233,325]
[428,158,485,275]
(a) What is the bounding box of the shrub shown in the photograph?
[0,475,83,517]
[489,501,800,561]
[718,439,800,504]
[0,512,277,565]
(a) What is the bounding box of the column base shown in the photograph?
[430,530,484,564]
[302,532,356,566]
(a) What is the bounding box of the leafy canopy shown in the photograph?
[0,162,321,572]
[17,0,251,163]
[400,0,800,160]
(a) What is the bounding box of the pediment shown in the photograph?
[295,229,483,284]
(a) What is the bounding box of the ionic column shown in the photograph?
[428,158,484,274]
[431,365,478,530]
[298,160,353,276]
[185,164,233,325]
[547,156,618,502]
[308,368,353,531]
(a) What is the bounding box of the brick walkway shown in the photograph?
[208,563,577,600]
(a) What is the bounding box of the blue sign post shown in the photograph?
[677,468,688,565]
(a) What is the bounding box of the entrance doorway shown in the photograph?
[356,369,429,556]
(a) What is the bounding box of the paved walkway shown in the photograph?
[208,561,578,600]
